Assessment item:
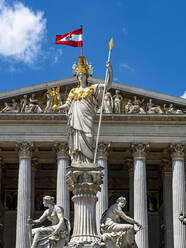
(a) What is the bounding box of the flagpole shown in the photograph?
[93,38,114,164]
[81,24,83,56]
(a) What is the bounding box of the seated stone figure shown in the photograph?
[100,197,142,248]
[28,196,70,248]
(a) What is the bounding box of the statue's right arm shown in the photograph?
[30,210,48,225]
[118,209,141,227]
[58,91,72,110]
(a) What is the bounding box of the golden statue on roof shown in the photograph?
[46,84,60,111]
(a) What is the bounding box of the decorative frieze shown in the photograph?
[0,87,185,115]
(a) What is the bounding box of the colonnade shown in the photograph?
[14,142,185,248]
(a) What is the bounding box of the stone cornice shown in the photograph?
[0,113,185,122]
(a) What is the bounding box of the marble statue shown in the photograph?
[1,99,20,113]
[163,104,183,114]
[44,93,52,113]
[21,95,28,112]
[125,99,132,114]
[146,99,163,114]
[100,196,142,248]
[113,90,123,113]
[72,62,77,76]
[27,196,70,248]
[179,212,186,225]
[103,92,113,113]
[125,96,145,114]
[25,94,43,113]
[59,56,112,164]
[46,85,61,112]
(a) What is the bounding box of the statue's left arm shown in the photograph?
[52,206,65,235]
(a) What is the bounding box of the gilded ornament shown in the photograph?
[46,84,60,111]
[70,85,94,100]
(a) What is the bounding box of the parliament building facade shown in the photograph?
[0,76,185,247]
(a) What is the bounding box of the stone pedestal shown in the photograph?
[96,143,109,234]
[16,142,33,248]
[66,163,103,247]
[55,142,70,219]
[170,144,186,248]
[132,143,149,248]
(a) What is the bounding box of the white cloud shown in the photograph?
[53,49,63,64]
[0,0,46,64]
[119,63,135,72]
[180,91,186,99]
[122,26,128,35]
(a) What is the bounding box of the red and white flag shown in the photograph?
[54,28,83,47]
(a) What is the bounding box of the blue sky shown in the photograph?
[0,0,186,98]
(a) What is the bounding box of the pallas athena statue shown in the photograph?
[59,56,112,164]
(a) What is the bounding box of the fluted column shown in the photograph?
[170,144,186,247]
[16,142,33,248]
[132,143,149,248]
[31,157,38,216]
[55,142,70,219]
[96,143,109,233]
[161,159,173,248]
[126,158,134,217]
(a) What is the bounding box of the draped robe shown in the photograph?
[65,84,103,164]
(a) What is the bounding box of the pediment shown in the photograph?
[0,76,185,115]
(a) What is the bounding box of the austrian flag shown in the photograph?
[55,28,83,47]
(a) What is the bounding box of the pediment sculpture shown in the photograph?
[0,60,185,115]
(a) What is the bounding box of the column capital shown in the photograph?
[170,144,185,160]
[16,142,33,158]
[161,159,172,173]
[97,143,110,160]
[54,142,69,159]
[131,143,149,159]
